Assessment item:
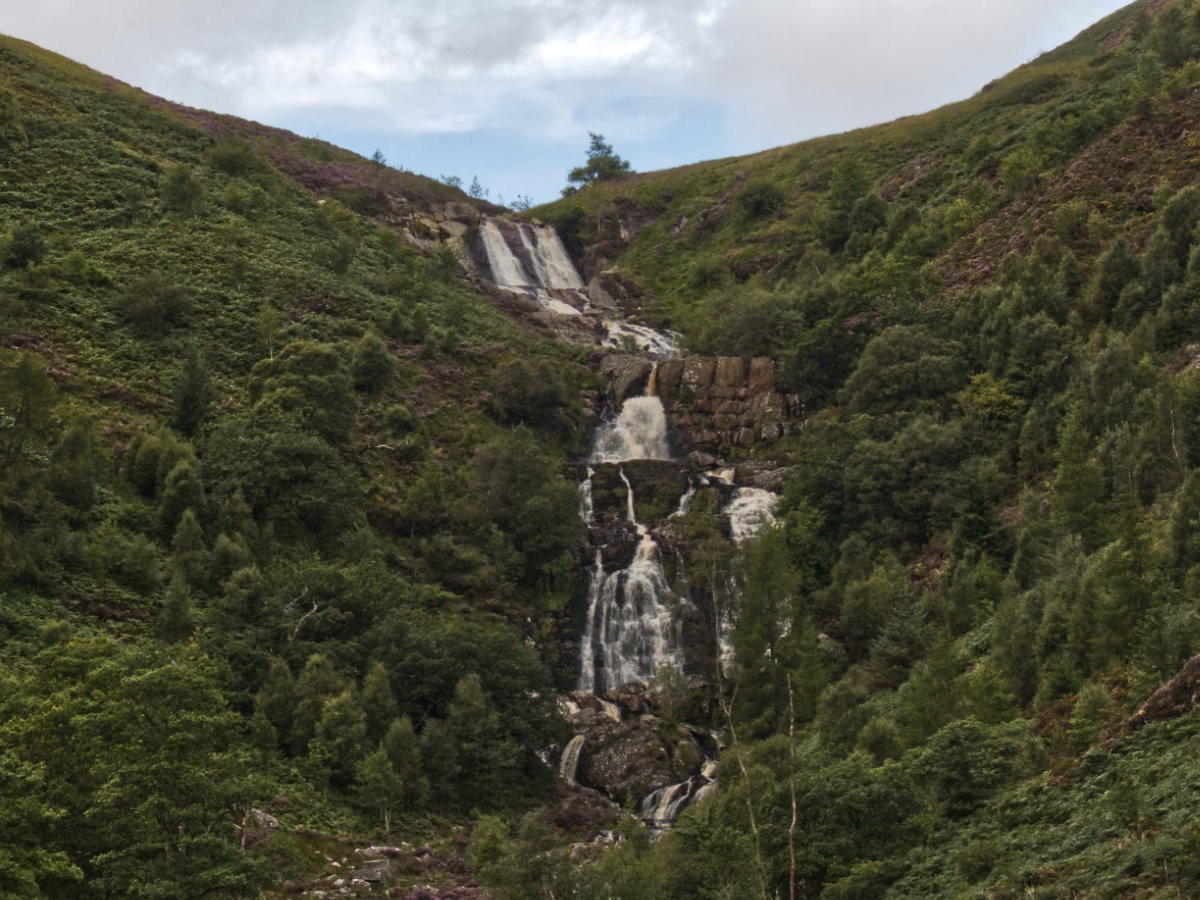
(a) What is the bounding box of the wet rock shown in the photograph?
[250,808,280,830]
[603,683,651,717]
[598,355,654,404]
[576,716,705,806]
[611,355,799,454]
[542,783,626,839]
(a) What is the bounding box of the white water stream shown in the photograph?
[476,217,782,827]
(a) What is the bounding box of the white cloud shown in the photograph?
[699,0,1130,145]
[2,0,1130,158]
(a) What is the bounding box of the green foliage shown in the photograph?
[563,132,632,194]
[162,163,203,216]
[171,346,211,437]
[249,340,355,443]
[208,138,264,177]
[4,220,46,269]
[488,357,574,433]
[350,332,393,393]
[0,639,271,896]
[116,274,192,337]
[737,180,786,220]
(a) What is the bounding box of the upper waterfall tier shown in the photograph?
[478,219,584,292]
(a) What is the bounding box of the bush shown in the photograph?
[208,139,262,177]
[737,181,786,220]
[116,275,192,337]
[351,333,394,393]
[162,165,202,216]
[4,221,45,269]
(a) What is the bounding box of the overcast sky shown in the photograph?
[4,1,1131,204]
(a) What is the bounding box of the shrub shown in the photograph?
[350,333,394,393]
[4,221,45,269]
[737,180,786,220]
[116,275,192,337]
[162,164,202,216]
[208,139,262,177]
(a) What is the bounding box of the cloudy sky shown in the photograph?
[5,1,1130,204]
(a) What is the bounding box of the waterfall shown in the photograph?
[578,469,684,692]
[579,466,595,523]
[639,758,719,828]
[590,396,671,463]
[725,487,779,544]
[602,320,680,357]
[559,734,586,783]
[516,224,584,291]
[478,220,529,288]
[598,698,622,722]
[668,481,698,519]
[477,219,585,316]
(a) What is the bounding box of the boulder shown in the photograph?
[599,355,654,403]
[576,716,705,807]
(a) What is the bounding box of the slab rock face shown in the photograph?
[605,355,800,452]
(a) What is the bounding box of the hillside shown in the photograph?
[0,31,591,898]
[8,0,1200,897]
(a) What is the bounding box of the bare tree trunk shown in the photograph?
[788,674,799,900]
[718,684,769,900]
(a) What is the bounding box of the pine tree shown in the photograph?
[289,654,344,757]
[169,508,209,589]
[350,333,393,393]
[254,657,297,746]
[171,348,211,437]
[158,572,194,643]
[306,689,367,789]
[157,457,205,537]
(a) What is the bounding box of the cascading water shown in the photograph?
[725,487,779,544]
[640,779,701,827]
[477,219,585,316]
[640,755,720,829]
[578,362,692,693]
[559,734,586,784]
[472,218,773,830]
[590,396,671,463]
[579,466,595,523]
[578,469,684,693]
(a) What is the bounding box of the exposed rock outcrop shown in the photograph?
[1103,652,1200,748]
[601,354,801,453]
[569,714,706,807]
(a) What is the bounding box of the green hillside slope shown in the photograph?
[9,1,1200,897]
[513,1,1200,896]
[0,32,588,898]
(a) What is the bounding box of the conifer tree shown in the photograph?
[158,572,194,643]
[171,347,211,437]
[289,654,344,757]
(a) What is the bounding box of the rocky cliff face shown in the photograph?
[599,354,801,454]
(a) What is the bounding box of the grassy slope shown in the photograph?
[523,2,1200,896]
[0,30,585,555]
[0,33,589,895]
[536,4,1152,321]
